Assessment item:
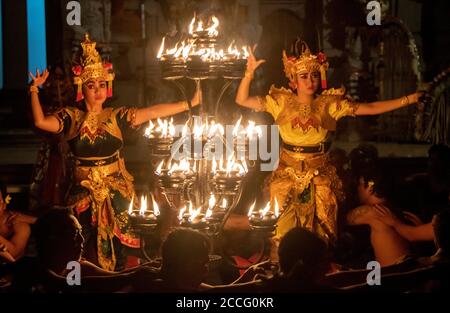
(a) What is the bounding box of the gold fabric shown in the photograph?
[261,86,354,248]
[263,86,359,145]
[75,157,135,271]
[269,150,344,245]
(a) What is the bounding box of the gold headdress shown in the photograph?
[282,39,329,89]
[72,33,115,101]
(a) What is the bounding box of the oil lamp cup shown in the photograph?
[221,59,246,79]
[249,212,278,234]
[186,55,220,80]
[130,211,160,235]
[147,136,174,157]
[160,57,186,80]
[212,170,243,195]
[180,213,209,231]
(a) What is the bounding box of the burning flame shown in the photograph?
[167,159,191,175]
[193,122,204,139]
[144,120,155,137]
[221,198,228,209]
[157,15,249,62]
[232,116,242,137]
[206,194,215,219]
[128,196,134,215]
[147,118,175,138]
[139,195,148,216]
[157,37,166,59]
[188,202,202,221]
[260,201,271,218]
[206,16,219,37]
[155,160,164,176]
[247,200,256,217]
[151,193,160,216]
[208,194,216,210]
[179,206,186,221]
[211,156,217,174]
[274,197,279,218]
[245,120,262,139]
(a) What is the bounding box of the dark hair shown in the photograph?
[359,164,394,201]
[278,227,329,275]
[349,144,379,175]
[161,228,210,275]
[433,209,450,250]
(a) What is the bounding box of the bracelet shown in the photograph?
[244,70,254,80]
[181,101,189,111]
[29,85,39,93]
[400,95,410,106]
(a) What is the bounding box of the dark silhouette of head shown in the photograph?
[357,165,394,205]
[433,209,450,253]
[428,144,450,193]
[161,228,211,290]
[34,208,84,274]
[278,227,330,280]
[349,144,379,176]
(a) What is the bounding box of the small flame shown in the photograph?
[188,202,201,221]
[151,193,160,216]
[168,117,175,137]
[232,116,242,137]
[173,41,185,58]
[242,46,250,59]
[205,208,213,219]
[274,197,279,218]
[208,194,216,210]
[221,198,228,209]
[226,156,235,175]
[178,206,186,221]
[155,160,164,176]
[260,201,271,218]
[247,200,256,217]
[179,158,191,173]
[188,16,196,34]
[193,123,204,139]
[196,20,203,32]
[166,43,179,55]
[167,162,178,176]
[128,195,134,215]
[139,195,148,216]
[157,37,166,59]
[144,120,155,137]
[206,16,219,37]
[219,157,224,171]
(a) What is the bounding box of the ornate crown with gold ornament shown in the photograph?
[282,39,329,89]
[72,33,115,102]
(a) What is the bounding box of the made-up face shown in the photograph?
[296,71,320,95]
[82,79,107,106]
